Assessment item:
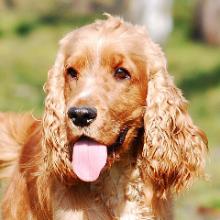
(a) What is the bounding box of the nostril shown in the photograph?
[87,108,97,119]
[67,107,78,119]
[67,106,97,127]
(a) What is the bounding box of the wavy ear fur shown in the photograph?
[42,38,73,182]
[141,41,208,194]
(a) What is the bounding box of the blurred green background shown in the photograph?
[0,0,220,219]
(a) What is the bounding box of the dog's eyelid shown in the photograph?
[114,67,131,80]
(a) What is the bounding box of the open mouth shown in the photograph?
[70,128,129,182]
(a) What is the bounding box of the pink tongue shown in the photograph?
[72,139,107,182]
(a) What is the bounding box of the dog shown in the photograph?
[0,15,208,220]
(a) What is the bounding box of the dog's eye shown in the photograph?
[67,67,78,79]
[114,67,131,80]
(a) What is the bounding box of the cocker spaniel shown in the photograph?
[0,15,208,220]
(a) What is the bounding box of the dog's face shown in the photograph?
[63,23,147,181]
[43,16,207,191]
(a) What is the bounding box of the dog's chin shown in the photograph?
[69,128,129,183]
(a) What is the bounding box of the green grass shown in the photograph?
[0,11,102,115]
[164,0,220,148]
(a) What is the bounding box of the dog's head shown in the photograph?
[43,15,207,192]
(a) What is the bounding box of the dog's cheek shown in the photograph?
[119,86,146,121]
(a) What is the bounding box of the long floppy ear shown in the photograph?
[42,39,73,182]
[141,41,208,194]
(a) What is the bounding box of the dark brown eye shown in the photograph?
[114,67,131,80]
[67,67,78,79]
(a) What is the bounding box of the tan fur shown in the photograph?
[0,113,37,178]
[0,15,208,220]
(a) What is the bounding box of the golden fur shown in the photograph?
[0,15,208,220]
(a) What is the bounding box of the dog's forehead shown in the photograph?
[62,19,147,60]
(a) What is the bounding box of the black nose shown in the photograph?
[67,106,97,127]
